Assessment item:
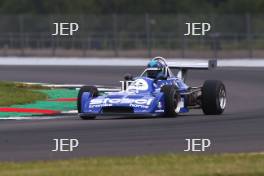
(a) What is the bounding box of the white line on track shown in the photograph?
[0,116,72,120]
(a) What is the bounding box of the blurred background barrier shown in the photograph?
[0,14,263,58]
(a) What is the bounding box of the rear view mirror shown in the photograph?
[124,73,133,81]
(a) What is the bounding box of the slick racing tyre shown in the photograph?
[77,86,98,120]
[161,85,180,117]
[202,80,227,115]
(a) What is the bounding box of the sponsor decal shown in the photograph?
[89,98,153,109]
[130,104,149,109]
[90,98,153,105]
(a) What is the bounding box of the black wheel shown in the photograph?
[202,80,227,115]
[77,86,98,120]
[161,85,180,117]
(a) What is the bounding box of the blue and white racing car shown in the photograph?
[77,57,226,119]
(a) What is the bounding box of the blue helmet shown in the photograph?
[146,59,166,79]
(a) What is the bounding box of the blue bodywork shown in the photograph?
[80,76,189,116]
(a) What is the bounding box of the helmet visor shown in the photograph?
[146,68,162,79]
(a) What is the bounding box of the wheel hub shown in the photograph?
[219,87,227,110]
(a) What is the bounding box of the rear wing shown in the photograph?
[167,59,217,81]
[168,59,217,70]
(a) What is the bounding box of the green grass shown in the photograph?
[0,153,263,176]
[0,81,47,106]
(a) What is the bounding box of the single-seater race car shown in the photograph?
[77,57,226,120]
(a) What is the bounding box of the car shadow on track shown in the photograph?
[89,113,206,120]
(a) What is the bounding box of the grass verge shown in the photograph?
[0,153,264,176]
[0,81,47,106]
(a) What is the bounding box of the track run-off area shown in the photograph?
[0,65,264,161]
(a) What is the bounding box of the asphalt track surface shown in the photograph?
[0,66,264,161]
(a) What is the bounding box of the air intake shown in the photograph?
[102,106,134,114]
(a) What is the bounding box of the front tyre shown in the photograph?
[77,86,98,120]
[202,80,227,115]
[161,85,180,117]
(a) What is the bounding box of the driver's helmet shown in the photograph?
[146,59,166,79]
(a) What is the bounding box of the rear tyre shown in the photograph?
[161,85,180,117]
[77,86,98,120]
[202,80,226,115]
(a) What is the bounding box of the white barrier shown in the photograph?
[0,57,264,67]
